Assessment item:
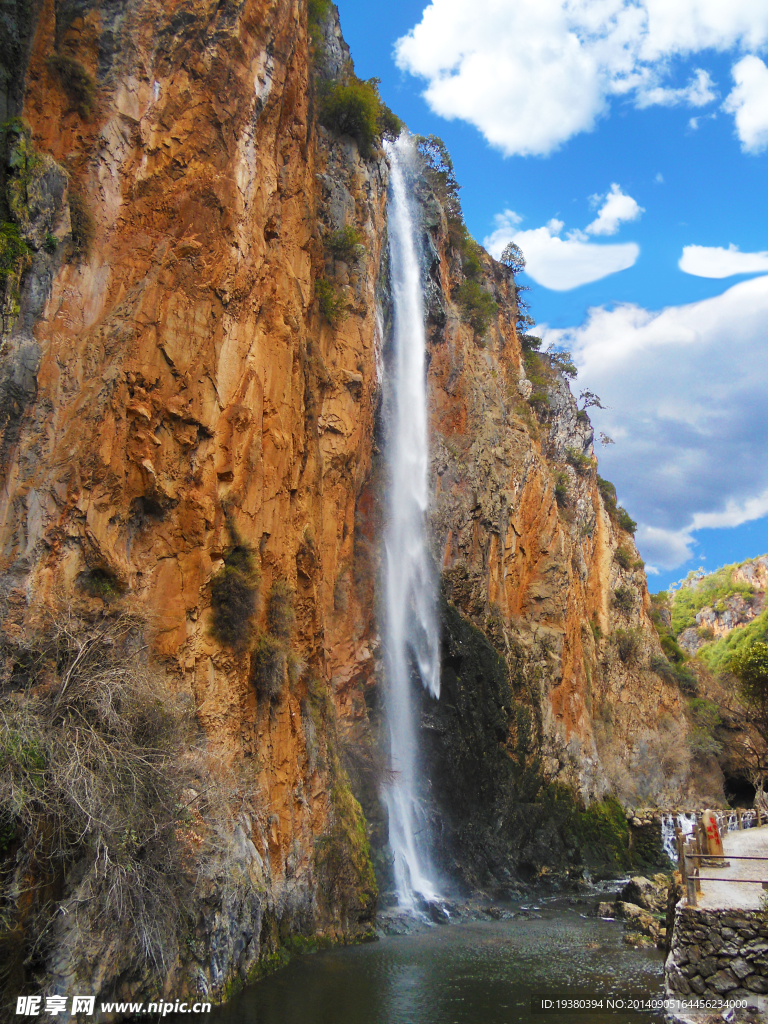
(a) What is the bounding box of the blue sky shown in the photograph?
[337,0,768,591]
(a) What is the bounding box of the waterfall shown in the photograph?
[660,812,697,863]
[381,135,441,908]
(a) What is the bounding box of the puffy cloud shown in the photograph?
[483,202,640,291]
[723,55,768,153]
[540,276,768,568]
[634,68,717,108]
[680,243,768,278]
[585,184,644,236]
[395,0,768,156]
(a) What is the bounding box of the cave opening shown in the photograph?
[724,772,756,808]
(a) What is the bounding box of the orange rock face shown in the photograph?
[1,0,385,996]
[0,0,710,1002]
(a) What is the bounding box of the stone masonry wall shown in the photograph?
[666,905,768,1002]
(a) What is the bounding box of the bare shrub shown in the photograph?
[341,735,396,794]
[66,191,95,262]
[613,627,642,664]
[47,55,95,117]
[613,585,636,616]
[251,634,287,702]
[266,579,295,640]
[210,545,259,652]
[0,607,196,992]
[627,722,691,804]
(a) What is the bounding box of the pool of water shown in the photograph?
[208,899,665,1024]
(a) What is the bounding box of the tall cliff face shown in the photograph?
[0,0,714,1007]
[1,0,386,1004]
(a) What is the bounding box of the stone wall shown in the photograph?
[666,905,768,1001]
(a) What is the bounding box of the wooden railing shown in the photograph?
[677,821,768,907]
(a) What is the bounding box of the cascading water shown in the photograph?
[660,809,758,863]
[381,134,441,908]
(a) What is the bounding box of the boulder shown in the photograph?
[618,875,667,913]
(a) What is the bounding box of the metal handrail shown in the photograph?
[678,820,768,906]
[685,877,768,884]
[695,854,768,861]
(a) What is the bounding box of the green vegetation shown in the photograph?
[548,349,578,380]
[251,633,287,701]
[78,566,123,600]
[728,640,768,743]
[698,609,768,672]
[43,233,57,254]
[3,118,43,225]
[266,578,296,640]
[500,241,525,275]
[523,350,553,413]
[0,222,31,278]
[316,277,347,327]
[578,796,632,869]
[687,697,722,757]
[613,585,635,616]
[554,471,569,508]
[453,224,483,278]
[649,654,698,695]
[597,475,637,535]
[68,191,95,262]
[669,562,755,635]
[456,278,497,335]
[319,75,402,156]
[47,55,95,118]
[416,134,499,339]
[614,547,633,571]
[251,579,298,702]
[565,446,593,475]
[210,544,260,652]
[308,0,333,43]
[648,592,698,693]
[416,134,462,221]
[614,627,642,664]
[314,776,377,924]
[324,225,364,262]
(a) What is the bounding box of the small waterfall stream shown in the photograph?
[381,135,441,908]
[660,809,757,862]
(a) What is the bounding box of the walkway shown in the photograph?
[697,824,768,910]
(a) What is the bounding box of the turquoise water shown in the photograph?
[208,900,665,1024]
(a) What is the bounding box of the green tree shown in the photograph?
[731,642,768,742]
[500,241,525,275]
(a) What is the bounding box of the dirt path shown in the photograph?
[696,825,768,910]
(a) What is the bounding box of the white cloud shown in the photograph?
[483,201,640,291]
[680,243,768,278]
[723,55,768,153]
[635,68,717,108]
[655,172,664,183]
[540,275,768,568]
[585,184,644,236]
[395,0,768,156]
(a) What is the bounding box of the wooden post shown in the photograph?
[684,846,697,906]
[739,810,744,830]
[759,804,763,828]
[694,827,704,892]
[676,828,684,879]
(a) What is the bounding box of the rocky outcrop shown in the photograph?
[677,557,768,656]
[0,0,716,1010]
